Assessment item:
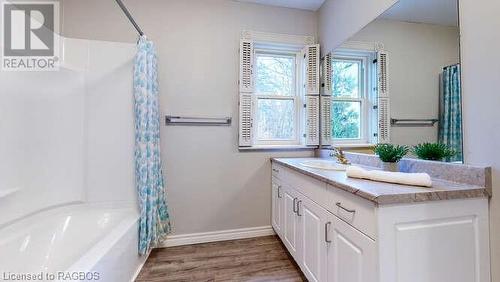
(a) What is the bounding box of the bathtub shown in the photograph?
[0,203,147,282]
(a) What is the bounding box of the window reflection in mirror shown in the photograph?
[321,0,463,163]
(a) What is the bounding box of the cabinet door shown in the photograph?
[271,179,283,237]
[282,185,299,258]
[328,215,377,282]
[297,196,329,282]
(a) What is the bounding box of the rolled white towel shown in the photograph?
[346,166,432,187]
[344,165,370,179]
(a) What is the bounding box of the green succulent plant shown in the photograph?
[373,144,409,163]
[412,143,456,161]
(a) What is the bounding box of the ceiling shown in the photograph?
[234,0,458,26]
[235,0,326,11]
[381,0,458,27]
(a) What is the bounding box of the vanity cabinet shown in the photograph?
[272,175,376,282]
[271,161,490,282]
[298,196,378,282]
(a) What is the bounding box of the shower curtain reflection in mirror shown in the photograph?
[439,64,463,162]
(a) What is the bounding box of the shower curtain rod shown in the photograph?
[114,0,144,37]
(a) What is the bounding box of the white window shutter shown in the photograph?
[377,50,390,143]
[305,96,319,146]
[239,94,253,146]
[239,40,254,93]
[321,96,332,146]
[378,97,390,143]
[305,44,320,95]
[322,52,332,95]
[377,51,388,98]
[320,52,332,146]
[239,40,254,147]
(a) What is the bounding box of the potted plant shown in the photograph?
[373,144,409,172]
[412,143,456,161]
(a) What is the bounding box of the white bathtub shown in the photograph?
[0,203,147,282]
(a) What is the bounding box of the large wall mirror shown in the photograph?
[321,0,463,162]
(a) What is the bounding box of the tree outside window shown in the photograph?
[331,59,362,140]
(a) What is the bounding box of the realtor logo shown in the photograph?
[2,1,60,71]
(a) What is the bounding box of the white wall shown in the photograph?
[459,0,500,280]
[318,0,398,55]
[349,19,460,146]
[61,0,317,235]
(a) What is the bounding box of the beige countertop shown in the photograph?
[272,157,490,205]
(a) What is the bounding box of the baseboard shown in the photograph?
[159,226,275,248]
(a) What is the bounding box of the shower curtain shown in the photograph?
[438,64,463,162]
[134,36,171,255]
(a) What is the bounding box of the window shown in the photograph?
[238,35,320,149]
[254,52,299,144]
[330,51,376,144]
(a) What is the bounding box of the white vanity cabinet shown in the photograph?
[272,175,376,282]
[271,161,490,282]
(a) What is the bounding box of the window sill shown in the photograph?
[239,145,317,152]
[327,143,376,149]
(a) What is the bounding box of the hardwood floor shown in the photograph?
[136,235,306,282]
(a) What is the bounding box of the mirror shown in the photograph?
[321,0,463,162]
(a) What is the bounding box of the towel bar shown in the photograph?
[165,116,232,126]
[390,118,438,127]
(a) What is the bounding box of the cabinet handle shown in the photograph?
[336,202,356,213]
[297,200,302,216]
[277,185,282,198]
[293,198,298,213]
[325,222,332,243]
[272,168,280,173]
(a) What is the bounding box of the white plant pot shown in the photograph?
[382,162,399,172]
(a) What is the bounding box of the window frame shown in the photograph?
[253,48,303,146]
[330,50,376,145]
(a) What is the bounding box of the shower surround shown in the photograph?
[0,37,146,280]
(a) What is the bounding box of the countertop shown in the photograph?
[271,157,491,205]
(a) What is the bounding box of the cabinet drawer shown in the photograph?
[283,167,330,210]
[272,162,284,179]
[326,184,377,240]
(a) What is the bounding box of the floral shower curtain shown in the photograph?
[134,36,171,255]
[438,64,463,162]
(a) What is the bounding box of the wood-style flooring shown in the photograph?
[136,235,306,282]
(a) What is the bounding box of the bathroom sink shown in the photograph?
[300,160,348,171]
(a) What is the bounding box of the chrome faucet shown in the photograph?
[329,147,351,165]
